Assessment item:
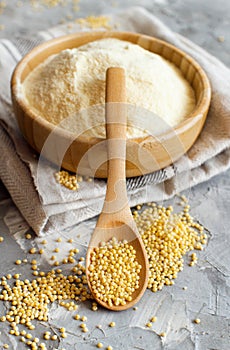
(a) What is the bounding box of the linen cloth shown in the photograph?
[0,7,229,236]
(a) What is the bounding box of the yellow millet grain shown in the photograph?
[75,15,111,30]
[133,202,206,292]
[194,318,201,324]
[159,332,166,337]
[0,269,91,333]
[29,0,74,9]
[55,170,80,191]
[88,237,142,307]
[150,316,157,323]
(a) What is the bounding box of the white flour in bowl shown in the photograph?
[22,38,196,138]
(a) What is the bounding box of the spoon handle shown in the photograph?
[104,67,127,208]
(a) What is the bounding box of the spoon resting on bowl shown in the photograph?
[86,67,149,311]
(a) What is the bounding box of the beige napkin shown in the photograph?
[0,7,230,236]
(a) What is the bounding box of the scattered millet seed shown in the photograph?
[146,322,152,328]
[82,327,89,333]
[39,249,44,254]
[109,322,115,327]
[51,335,58,340]
[191,253,198,261]
[6,274,12,279]
[51,255,56,260]
[107,347,113,350]
[217,35,225,42]
[13,274,20,279]
[43,333,50,340]
[150,316,157,323]
[81,315,87,321]
[39,344,46,349]
[3,344,9,349]
[159,332,166,337]
[180,194,188,203]
[183,286,188,290]
[57,237,62,242]
[29,248,36,254]
[80,323,86,328]
[74,314,80,320]
[60,327,66,333]
[0,267,91,340]
[26,233,32,239]
[15,259,22,265]
[75,15,111,30]
[133,202,206,292]
[68,256,75,264]
[54,247,60,253]
[55,170,79,191]
[97,343,104,349]
[0,236,4,242]
[88,237,142,307]
[61,333,67,338]
[41,240,47,245]
[194,318,201,324]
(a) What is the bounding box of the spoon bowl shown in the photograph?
[86,67,149,311]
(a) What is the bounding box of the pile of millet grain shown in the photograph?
[0,196,207,349]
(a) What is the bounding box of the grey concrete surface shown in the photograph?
[0,0,229,66]
[0,1,230,350]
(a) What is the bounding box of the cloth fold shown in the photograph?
[0,7,229,236]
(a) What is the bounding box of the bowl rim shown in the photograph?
[11,31,212,147]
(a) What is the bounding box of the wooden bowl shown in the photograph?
[11,31,211,178]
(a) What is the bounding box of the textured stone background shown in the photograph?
[0,1,229,349]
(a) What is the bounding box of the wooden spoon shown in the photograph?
[86,67,149,311]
